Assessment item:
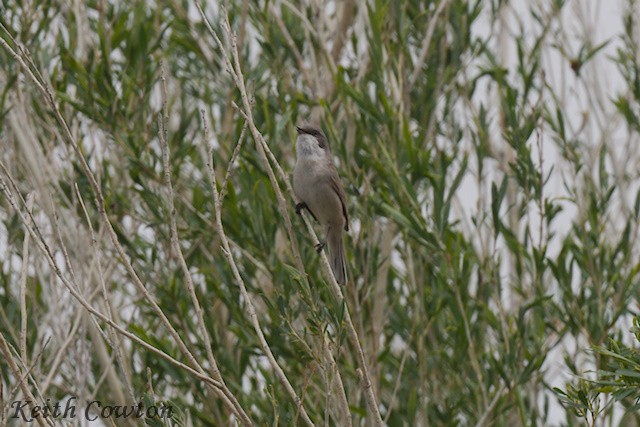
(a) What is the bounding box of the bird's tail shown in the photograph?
[328,229,347,284]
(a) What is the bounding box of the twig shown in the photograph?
[297,189,383,426]
[408,0,452,89]
[7,336,50,404]
[293,364,316,425]
[322,334,351,426]
[453,281,488,410]
[474,383,508,427]
[40,294,88,394]
[75,183,135,403]
[0,171,233,403]
[199,4,308,279]
[87,341,118,401]
[0,26,251,420]
[0,21,204,374]
[199,16,354,422]
[279,0,337,75]
[0,331,48,427]
[19,193,34,365]
[202,110,315,426]
[268,4,315,94]
[220,121,248,204]
[330,0,356,63]
[383,348,409,424]
[48,195,131,407]
[198,5,383,424]
[357,368,381,426]
[229,101,297,201]
[158,63,251,425]
[10,337,55,427]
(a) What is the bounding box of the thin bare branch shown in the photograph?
[0,331,49,427]
[158,62,252,425]
[202,110,315,427]
[0,170,232,402]
[198,5,383,423]
[220,121,248,204]
[0,26,250,417]
[0,22,208,378]
[19,193,34,365]
[75,183,135,403]
[408,0,452,89]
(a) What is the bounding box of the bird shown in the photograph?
[293,125,349,284]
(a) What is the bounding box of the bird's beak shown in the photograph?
[296,126,303,134]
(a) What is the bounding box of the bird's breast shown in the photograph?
[293,158,322,202]
[293,158,344,229]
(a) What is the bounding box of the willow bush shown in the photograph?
[1,0,640,425]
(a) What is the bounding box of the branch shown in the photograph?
[158,62,252,425]
[408,0,451,89]
[0,167,240,413]
[19,193,34,365]
[0,21,208,375]
[74,184,134,403]
[0,331,49,427]
[197,5,383,424]
[0,25,251,419]
[219,121,248,204]
[202,110,314,426]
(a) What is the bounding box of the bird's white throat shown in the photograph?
[296,134,325,161]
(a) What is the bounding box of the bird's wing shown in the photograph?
[328,170,349,231]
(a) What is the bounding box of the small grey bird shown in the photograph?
[293,125,349,284]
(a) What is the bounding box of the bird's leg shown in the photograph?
[296,201,323,252]
[295,202,307,215]
[296,202,319,222]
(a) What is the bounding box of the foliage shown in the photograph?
[0,0,639,425]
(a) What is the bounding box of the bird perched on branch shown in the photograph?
[293,125,349,284]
